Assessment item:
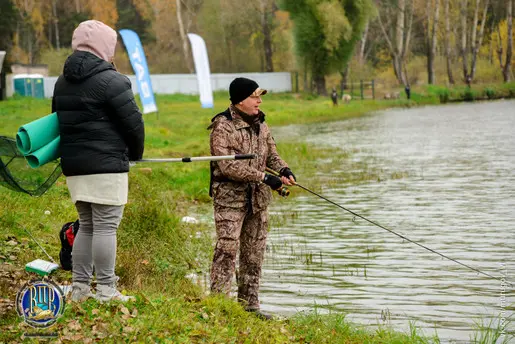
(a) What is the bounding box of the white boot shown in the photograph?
[70,282,94,302]
[95,277,135,303]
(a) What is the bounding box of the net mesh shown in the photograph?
[0,136,61,196]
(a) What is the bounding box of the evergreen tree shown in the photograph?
[0,0,17,57]
[116,0,153,43]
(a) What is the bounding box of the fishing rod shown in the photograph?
[136,154,256,163]
[266,167,513,287]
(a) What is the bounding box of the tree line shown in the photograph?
[0,0,512,95]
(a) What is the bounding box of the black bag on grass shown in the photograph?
[59,220,80,271]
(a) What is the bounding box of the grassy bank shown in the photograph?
[421,82,515,103]
[0,90,511,343]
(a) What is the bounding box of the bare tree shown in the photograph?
[470,0,489,79]
[444,0,455,84]
[426,0,440,84]
[340,64,350,92]
[460,0,490,83]
[176,0,194,73]
[257,0,277,72]
[503,0,513,82]
[395,0,406,83]
[13,0,37,63]
[358,19,370,65]
[460,0,469,81]
[52,0,60,51]
[377,0,415,85]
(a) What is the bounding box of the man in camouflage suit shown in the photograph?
[208,77,296,320]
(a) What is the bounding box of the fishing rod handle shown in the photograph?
[265,167,291,197]
[265,167,280,176]
[136,154,256,163]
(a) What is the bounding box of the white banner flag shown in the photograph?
[187,34,213,108]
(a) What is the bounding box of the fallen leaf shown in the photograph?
[123,326,135,333]
[91,309,100,315]
[92,323,106,332]
[120,306,130,315]
[131,308,138,318]
[68,320,82,331]
[141,260,149,265]
[92,324,108,339]
[70,334,83,341]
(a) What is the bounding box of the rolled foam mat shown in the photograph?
[25,136,60,168]
[16,112,59,155]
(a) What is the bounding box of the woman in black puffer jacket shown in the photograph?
[52,20,144,303]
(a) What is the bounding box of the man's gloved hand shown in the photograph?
[263,174,282,190]
[280,167,296,182]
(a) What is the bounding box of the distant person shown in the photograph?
[52,20,145,302]
[466,75,472,88]
[208,77,296,320]
[330,88,338,106]
[405,84,411,100]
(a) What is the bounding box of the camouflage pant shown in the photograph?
[210,205,268,310]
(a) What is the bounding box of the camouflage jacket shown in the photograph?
[208,105,287,212]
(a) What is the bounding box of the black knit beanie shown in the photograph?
[229,77,261,104]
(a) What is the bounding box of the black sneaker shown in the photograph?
[246,309,273,320]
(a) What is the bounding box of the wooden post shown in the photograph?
[360,80,364,100]
[372,79,375,100]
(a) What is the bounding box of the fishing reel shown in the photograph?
[275,186,290,197]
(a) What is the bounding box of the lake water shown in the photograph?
[260,100,515,343]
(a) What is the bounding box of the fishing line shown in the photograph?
[23,227,56,264]
[266,168,513,287]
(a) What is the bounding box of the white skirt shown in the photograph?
[66,173,128,206]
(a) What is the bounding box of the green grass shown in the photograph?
[422,82,515,103]
[1,91,513,343]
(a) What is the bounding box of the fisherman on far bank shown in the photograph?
[405,84,411,100]
[207,77,296,320]
[330,88,338,106]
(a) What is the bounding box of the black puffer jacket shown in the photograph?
[52,51,145,176]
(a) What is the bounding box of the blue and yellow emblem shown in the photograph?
[16,279,65,328]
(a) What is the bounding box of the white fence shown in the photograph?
[6,72,292,98]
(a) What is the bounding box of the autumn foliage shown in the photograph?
[0,0,513,93]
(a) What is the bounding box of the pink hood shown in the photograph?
[71,20,117,62]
